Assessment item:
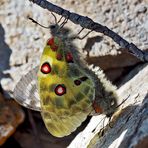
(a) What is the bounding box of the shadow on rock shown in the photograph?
[95,93,148,148]
[0,24,12,80]
[82,35,103,57]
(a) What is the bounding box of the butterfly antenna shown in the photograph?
[107,94,131,128]
[108,94,139,128]
[28,17,50,29]
[115,94,131,109]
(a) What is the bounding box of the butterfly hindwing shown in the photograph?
[13,66,41,111]
[38,37,95,137]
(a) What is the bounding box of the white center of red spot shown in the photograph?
[43,66,49,72]
[41,62,51,74]
[55,84,66,96]
[57,87,63,94]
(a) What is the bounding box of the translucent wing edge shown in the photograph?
[13,66,41,111]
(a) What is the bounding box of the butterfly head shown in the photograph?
[92,93,118,117]
[102,96,118,117]
[49,24,71,38]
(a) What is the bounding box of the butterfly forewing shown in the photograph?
[38,36,95,137]
[13,66,41,111]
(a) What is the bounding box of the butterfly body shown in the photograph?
[14,24,118,137]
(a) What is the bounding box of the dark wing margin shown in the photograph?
[13,66,41,111]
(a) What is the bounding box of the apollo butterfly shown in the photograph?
[13,21,118,137]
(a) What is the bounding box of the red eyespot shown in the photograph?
[92,100,103,113]
[47,37,54,46]
[51,45,58,51]
[47,37,58,51]
[66,52,73,63]
[56,53,63,60]
[74,80,81,86]
[41,62,51,74]
[55,84,66,96]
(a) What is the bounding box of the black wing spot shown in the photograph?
[74,76,88,86]
[80,76,88,81]
[74,80,81,86]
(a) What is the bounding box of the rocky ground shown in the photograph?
[0,0,147,147]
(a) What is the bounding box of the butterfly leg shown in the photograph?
[97,117,110,137]
[98,127,105,137]
[50,12,69,26]
[57,16,64,24]
[51,12,58,24]
[59,17,69,29]
[71,28,93,40]
[99,117,106,136]
[108,116,113,128]
[77,27,85,35]
[77,30,93,40]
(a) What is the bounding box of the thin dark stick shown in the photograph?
[29,0,148,62]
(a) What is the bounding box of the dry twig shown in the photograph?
[29,0,148,62]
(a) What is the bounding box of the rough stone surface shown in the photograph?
[0,0,147,95]
[0,0,147,147]
[0,93,24,146]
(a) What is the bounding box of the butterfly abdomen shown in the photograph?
[88,65,118,116]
